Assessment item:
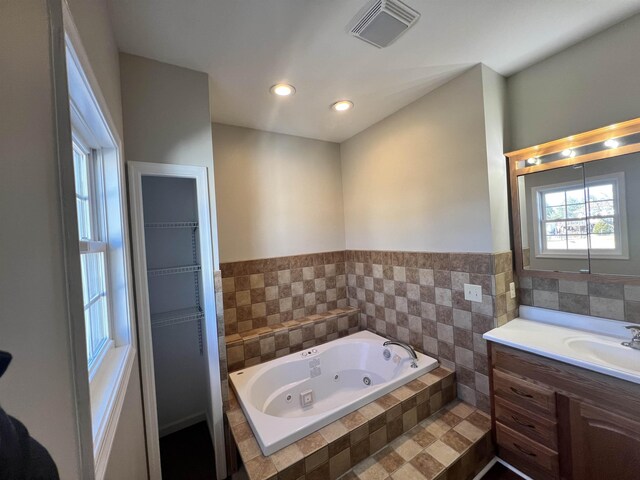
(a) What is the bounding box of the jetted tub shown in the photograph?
[229,330,438,455]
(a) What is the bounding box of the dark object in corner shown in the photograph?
[0,351,60,480]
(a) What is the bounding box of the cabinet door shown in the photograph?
[567,397,640,480]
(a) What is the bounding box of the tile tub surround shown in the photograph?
[227,367,481,480]
[221,251,348,335]
[225,307,360,372]
[518,276,640,324]
[346,250,517,412]
[215,270,230,409]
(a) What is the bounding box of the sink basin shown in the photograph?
[565,337,640,372]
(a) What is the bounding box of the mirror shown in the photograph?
[585,153,638,276]
[509,118,640,279]
[518,165,589,273]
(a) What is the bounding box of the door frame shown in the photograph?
[128,161,226,480]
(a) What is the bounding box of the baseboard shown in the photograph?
[159,411,207,438]
[472,457,497,480]
[496,458,533,480]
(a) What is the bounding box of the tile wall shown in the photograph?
[214,270,230,408]
[217,250,518,412]
[518,276,640,324]
[346,250,517,412]
[220,252,348,335]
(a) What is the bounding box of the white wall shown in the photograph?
[340,65,501,253]
[508,13,640,150]
[120,53,221,268]
[212,124,345,262]
[0,1,86,478]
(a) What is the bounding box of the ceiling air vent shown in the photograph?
[349,0,420,48]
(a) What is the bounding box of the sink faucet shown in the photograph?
[383,340,418,368]
[622,326,640,350]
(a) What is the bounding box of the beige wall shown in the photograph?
[340,65,503,253]
[120,53,221,268]
[1,1,88,477]
[212,124,345,262]
[104,368,148,479]
[481,65,511,253]
[68,4,149,479]
[508,13,640,150]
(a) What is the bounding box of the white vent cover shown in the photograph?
[349,0,420,48]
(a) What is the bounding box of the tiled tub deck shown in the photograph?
[225,307,360,372]
[227,367,493,480]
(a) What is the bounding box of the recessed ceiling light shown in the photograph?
[561,149,575,158]
[604,139,619,148]
[526,157,541,166]
[270,84,296,96]
[331,100,353,112]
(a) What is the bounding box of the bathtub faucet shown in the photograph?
[383,340,418,368]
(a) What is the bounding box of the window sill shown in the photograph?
[89,344,135,480]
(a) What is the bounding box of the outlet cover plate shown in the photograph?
[464,283,482,303]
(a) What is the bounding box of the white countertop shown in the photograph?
[484,306,640,385]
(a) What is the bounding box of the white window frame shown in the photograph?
[64,5,137,479]
[532,172,629,260]
[72,134,114,379]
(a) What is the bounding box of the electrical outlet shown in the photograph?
[509,282,516,299]
[463,283,482,302]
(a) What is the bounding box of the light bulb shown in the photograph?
[270,84,296,96]
[331,100,354,112]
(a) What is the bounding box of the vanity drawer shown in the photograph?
[493,369,556,416]
[496,422,559,479]
[495,396,558,450]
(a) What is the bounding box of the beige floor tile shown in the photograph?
[353,457,390,480]
[425,440,459,467]
[390,386,414,401]
[320,420,349,443]
[391,463,427,480]
[237,436,262,462]
[422,417,450,438]
[389,435,422,461]
[445,401,475,419]
[270,442,303,471]
[358,402,385,420]
[453,419,484,442]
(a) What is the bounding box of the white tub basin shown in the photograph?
[229,330,438,455]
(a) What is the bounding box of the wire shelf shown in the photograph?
[144,221,199,229]
[150,307,204,328]
[147,264,201,277]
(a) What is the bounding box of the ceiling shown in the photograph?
[107,0,640,143]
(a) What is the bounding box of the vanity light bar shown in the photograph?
[510,130,640,174]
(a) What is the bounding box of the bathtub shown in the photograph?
[229,330,438,455]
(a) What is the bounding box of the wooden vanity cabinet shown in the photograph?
[488,342,640,480]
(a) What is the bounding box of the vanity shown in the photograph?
[486,118,640,479]
[485,306,640,480]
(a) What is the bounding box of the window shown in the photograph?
[72,139,112,369]
[533,172,628,258]
[65,7,136,478]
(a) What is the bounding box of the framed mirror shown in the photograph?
[507,118,640,282]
